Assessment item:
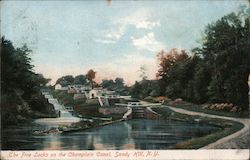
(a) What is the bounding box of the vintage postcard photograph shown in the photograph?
[1,0,250,160]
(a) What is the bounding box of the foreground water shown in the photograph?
[2,119,221,150]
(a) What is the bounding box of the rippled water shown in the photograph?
[2,119,221,150]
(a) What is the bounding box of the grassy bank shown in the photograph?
[165,101,249,118]
[153,107,244,149]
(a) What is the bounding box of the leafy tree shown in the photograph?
[139,65,148,80]
[191,61,211,103]
[101,77,127,95]
[130,81,142,99]
[56,75,74,87]
[1,37,53,125]
[154,7,250,111]
[156,48,189,96]
[101,79,115,90]
[200,7,250,110]
[74,75,87,85]
[86,69,96,88]
[115,77,124,87]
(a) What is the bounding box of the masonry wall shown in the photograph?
[99,107,128,115]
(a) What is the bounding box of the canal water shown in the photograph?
[2,119,221,150]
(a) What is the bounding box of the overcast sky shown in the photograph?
[1,0,248,85]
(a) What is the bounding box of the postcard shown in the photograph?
[1,0,249,160]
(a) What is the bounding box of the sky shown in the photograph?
[1,0,248,85]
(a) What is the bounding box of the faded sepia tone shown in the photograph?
[1,1,249,158]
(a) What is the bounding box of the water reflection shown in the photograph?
[2,119,221,150]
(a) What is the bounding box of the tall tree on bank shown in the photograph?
[86,69,96,88]
[199,7,250,110]
[156,49,189,96]
[156,7,250,110]
[1,37,52,125]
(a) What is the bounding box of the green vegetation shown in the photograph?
[101,77,130,95]
[167,102,249,118]
[56,74,91,87]
[51,90,76,106]
[157,8,250,110]
[130,80,161,99]
[173,123,243,149]
[131,7,250,113]
[55,73,130,95]
[1,37,55,126]
[153,107,244,149]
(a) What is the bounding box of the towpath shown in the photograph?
[163,106,250,149]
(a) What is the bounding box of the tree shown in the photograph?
[86,69,96,88]
[154,7,250,111]
[115,77,124,87]
[101,79,115,90]
[130,81,142,99]
[1,37,54,125]
[74,75,87,85]
[1,37,45,97]
[199,7,250,110]
[101,77,126,93]
[139,65,148,80]
[56,75,74,87]
[156,48,189,96]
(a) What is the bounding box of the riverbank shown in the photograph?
[1,91,57,127]
[165,101,249,118]
[62,118,125,134]
[152,106,245,149]
[154,105,250,149]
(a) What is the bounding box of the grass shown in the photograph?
[153,107,244,149]
[165,101,249,118]
[173,122,243,149]
[51,90,75,106]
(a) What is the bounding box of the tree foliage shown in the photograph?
[56,75,74,87]
[74,75,87,85]
[101,77,129,95]
[130,80,161,99]
[1,37,53,125]
[156,7,250,110]
[86,69,96,82]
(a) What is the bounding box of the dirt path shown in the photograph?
[164,105,250,149]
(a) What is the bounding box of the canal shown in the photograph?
[2,119,221,150]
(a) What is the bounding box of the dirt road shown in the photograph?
[165,106,250,149]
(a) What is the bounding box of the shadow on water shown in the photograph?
[1,119,221,150]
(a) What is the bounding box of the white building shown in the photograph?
[67,84,92,94]
[89,87,104,99]
[55,84,62,90]
[55,84,67,91]
[88,87,116,99]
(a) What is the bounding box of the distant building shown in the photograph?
[55,84,62,90]
[55,84,67,91]
[67,84,92,94]
[68,85,77,93]
[88,87,115,99]
[89,87,104,99]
